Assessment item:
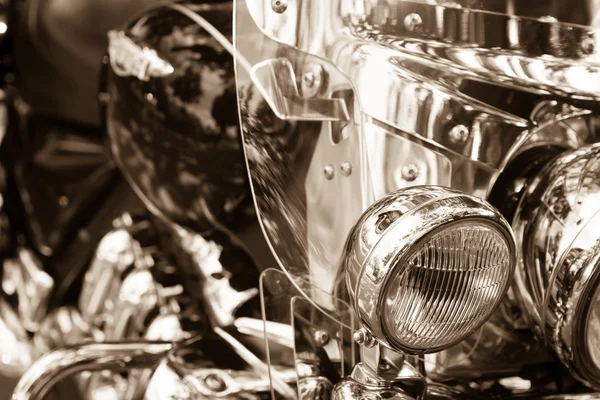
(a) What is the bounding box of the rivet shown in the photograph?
[203,373,227,392]
[448,124,470,145]
[341,161,353,177]
[324,164,335,180]
[582,36,596,55]
[313,330,330,347]
[404,13,423,32]
[301,64,325,98]
[401,164,420,182]
[271,0,287,13]
[303,72,315,88]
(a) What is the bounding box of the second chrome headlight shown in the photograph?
[341,186,516,354]
[513,143,600,390]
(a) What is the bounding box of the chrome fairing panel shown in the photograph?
[233,0,600,300]
[233,0,600,388]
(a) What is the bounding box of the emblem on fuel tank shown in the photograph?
[107,30,174,81]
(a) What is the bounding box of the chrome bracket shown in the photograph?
[250,58,349,122]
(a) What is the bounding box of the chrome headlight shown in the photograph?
[513,143,600,389]
[341,186,516,354]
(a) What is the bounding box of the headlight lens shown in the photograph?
[586,284,600,371]
[342,186,516,354]
[382,221,512,351]
[513,143,600,389]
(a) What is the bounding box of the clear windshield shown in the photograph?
[233,0,373,308]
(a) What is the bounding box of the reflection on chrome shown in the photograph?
[11,341,174,400]
[2,248,53,332]
[513,143,600,389]
[341,186,516,354]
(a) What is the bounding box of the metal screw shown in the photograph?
[301,64,325,98]
[404,13,423,32]
[204,373,227,392]
[582,36,596,55]
[324,164,335,180]
[313,330,330,347]
[379,361,391,371]
[303,72,315,88]
[271,0,287,13]
[353,328,376,347]
[448,124,470,145]
[341,162,353,177]
[401,164,420,182]
[353,329,367,344]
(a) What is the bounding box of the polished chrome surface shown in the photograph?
[2,248,53,332]
[33,307,96,354]
[340,186,516,353]
[143,353,297,399]
[12,341,173,400]
[299,376,334,400]
[107,30,174,81]
[234,0,600,319]
[513,143,600,389]
[0,297,34,377]
[331,361,423,400]
[332,377,414,400]
[78,227,136,323]
[1,213,197,396]
[243,0,600,100]
[173,225,259,328]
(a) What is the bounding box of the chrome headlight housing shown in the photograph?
[341,186,516,354]
[513,143,600,389]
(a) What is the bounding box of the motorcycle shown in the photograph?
[2,0,600,399]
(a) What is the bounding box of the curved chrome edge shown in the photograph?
[512,143,600,389]
[342,185,516,354]
[12,341,174,400]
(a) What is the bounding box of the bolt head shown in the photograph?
[401,164,420,182]
[313,330,331,347]
[271,0,288,13]
[448,124,470,145]
[353,330,366,344]
[204,373,227,392]
[303,72,315,88]
[341,162,353,177]
[582,36,596,55]
[301,64,325,98]
[324,164,335,180]
[404,13,423,32]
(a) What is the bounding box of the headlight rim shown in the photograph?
[346,186,517,355]
[546,239,600,389]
